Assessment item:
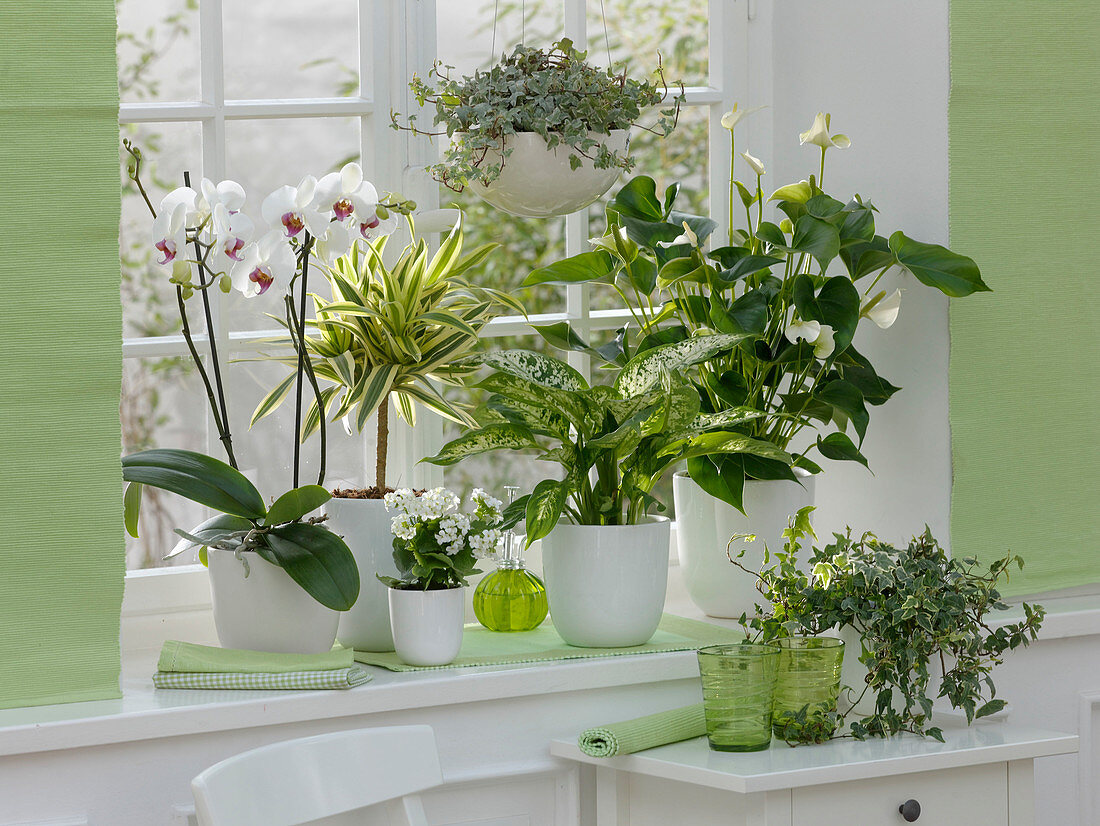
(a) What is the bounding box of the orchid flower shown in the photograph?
[313,220,354,266]
[211,203,255,270]
[151,194,191,266]
[356,208,399,242]
[785,318,821,346]
[262,176,327,239]
[658,221,699,249]
[799,112,851,151]
[741,151,766,176]
[813,325,836,358]
[720,103,764,131]
[198,178,246,219]
[865,288,902,329]
[315,162,379,223]
[230,231,296,297]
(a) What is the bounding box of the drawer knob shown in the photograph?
[899,799,921,821]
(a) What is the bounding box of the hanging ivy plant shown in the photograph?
[392,38,684,191]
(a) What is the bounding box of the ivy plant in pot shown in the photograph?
[392,38,683,218]
[521,107,990,619]
[120,146,377,653]
[378,487,520,666]
[734,509,1045,743]
[424,341,788,647]
[251,209,522,652]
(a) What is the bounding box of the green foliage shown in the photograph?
[734,510,1044,741]
[394,38,683,190]
[122,449,360,611]
[424,344,786,539]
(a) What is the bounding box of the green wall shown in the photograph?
[949,1,1100,595]
[0,3,125,707]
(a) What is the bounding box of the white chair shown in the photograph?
[191,724,443,826]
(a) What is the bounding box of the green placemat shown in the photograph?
[153,666,372,691]
[354,614,741,672]
[158,640,354,674]
[578,703,706,757]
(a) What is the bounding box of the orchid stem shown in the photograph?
[291,234,316,488]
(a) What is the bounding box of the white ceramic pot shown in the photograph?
[207,550,339,654]
[387,586,466,667]
[541,516,670,648]
[673,469,815,619]
[326,497,399,652]
[466,130,629,218]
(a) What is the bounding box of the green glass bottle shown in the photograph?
[473,486,549,632]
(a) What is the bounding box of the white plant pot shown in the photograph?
[208,550,338,654]
[673,469,815,619]
[466,130,629,218]
[326,497,399,652]
[388,587,466,667]
[541,516,670,648]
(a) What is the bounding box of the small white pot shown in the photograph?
[388,587,466,667]
[466,130,629,218]
[326,497,399,652]
[673,469,815,619]
[541,516,670,648]
[208,550,338,654]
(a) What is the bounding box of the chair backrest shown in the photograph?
[192,724,442,826]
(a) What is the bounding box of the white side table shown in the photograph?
[551,721,1077,826]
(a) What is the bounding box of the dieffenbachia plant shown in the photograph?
[423,340,790,542]
[250,214,523,491]
[519,110,990,514]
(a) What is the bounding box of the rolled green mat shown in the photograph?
[578,703,707,757]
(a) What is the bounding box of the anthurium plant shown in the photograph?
[520,109,990,513]
[392,38,683,191]
[249,214,523,493]
[423,341,789,543]
[732,509,1044,742]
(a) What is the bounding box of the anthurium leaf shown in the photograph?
[121,449,267,519]
[656,256,707,290]
[533,321,590,353]
[814,276,861,354]
[791,215,841,269]
[616,333,750,397]
[423,423,537,465]
[717,254,784,284]
[525,479,567,544]
[836,346,901,406]
[522,250,616,286]
[611,175,663,221]
[815,379,869,442]
[624,255,658,294]
[755,221,788,249]
[816,432,870,469]
[668,211,719,245]
[123,482,142,538]
[264,485,332,527]
[769,181,813,204]
[889,231,990,297]
[266,522,360,611]
[840,204,876,244]
[805,194,846,219]
[717,289,769,335]
[840,235,893,279]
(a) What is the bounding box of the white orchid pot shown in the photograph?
[388,586,466,667]
[326,497,399,652]
[207,549,339,654]
[466,130,629,218]
[541,516,670,648]
[673,469,815,619]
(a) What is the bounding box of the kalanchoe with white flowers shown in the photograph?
[379,487,521,591]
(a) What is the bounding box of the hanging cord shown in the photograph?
[490,0,500,59]
[599,0,613,65]
[521,0,526,44]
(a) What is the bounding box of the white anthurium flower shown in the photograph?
[720,103,765,131]
[866,288,902,330]
[813,324,836,358]
[151,196,190,266]
[262,175,327,239]
[230,231,296,297]
[211,202,255,268]
[657,221,699,248]
[356,209,399,242]
[315,162,379,223]
[799,112,851,151]
[785,318,821,345]
[414,208,461,234]
[741,151,766,176]
[313,219,353,266]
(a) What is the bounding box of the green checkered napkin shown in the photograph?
[153,640,371,691]
[578,703,707,757]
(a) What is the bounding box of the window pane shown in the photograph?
[588,0,709,87]
[437,0,563,76]
[117,0,201,103]
[222,0,360,99]
[123,357,208,569]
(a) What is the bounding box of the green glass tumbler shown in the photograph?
[771,636,845,743]
[697,643,781,752]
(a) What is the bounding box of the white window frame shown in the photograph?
[119,0,758,606]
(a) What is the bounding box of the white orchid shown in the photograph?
[315,162,378,223]
[355,208,399,242]
[720,103,764,131]
[230,231,296,297]
[799,112,851,151]
[865,288,902,329]
[658,221,699,248]
[262,175,327,239]
[785,317,821,346]
[741,150,766,176]
[211,202,254,269]
[312,219,353,266]
[198,178,246,220]
[813,324,836,358]
[151,192,192,266]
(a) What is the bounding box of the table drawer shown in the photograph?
[792,762,1007,825]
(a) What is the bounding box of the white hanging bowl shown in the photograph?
[465,130,630,219]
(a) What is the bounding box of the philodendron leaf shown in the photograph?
[265,522,360,611]
[816,432,870,469]
[687,454,746,514]
[121,448,267,519]
[975,699,1007,719]
[616,333,751,397]
[524,479,568,545]
[889,231,990,297]
[264,485,332,527]
[423,423,537,465]
[474,349,589,391]
[522,250,616,286]
[123,482,142,538]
